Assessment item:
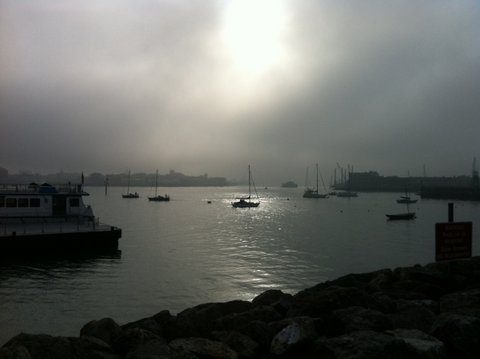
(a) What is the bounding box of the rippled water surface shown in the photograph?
[1,186,479,343]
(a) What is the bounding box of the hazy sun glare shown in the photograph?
[220,0,290,77]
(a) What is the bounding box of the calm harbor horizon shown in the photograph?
[1,186,479,344]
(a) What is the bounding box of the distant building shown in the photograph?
[335,171,473,192]
[0,167,8,178]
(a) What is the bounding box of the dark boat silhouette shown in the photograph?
[232,165,259,208]
[148,170,170,202]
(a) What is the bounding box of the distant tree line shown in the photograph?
[0,168,229,187]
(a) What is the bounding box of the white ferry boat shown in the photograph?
[0,182,121,253]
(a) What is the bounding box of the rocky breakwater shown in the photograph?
[3,257,480,358]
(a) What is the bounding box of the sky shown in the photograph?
[1,0,479,184]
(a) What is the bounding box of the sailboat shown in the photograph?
[396,195,417,204]
[122,170,139,198]
[148,170,170,202]
[232,165,260,208]
[303,164,328,198]
[386,198,416,220]
[396,181,417,204]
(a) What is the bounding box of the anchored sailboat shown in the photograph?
[387,198,416,220]
[122,170,139,198]
[232,165,260,208]
[303,164,328,198]
[148,170,170,202]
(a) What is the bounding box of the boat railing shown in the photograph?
[0,215,104,236]
[0,183,84,195]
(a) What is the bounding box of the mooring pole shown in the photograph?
[448,202,454,223]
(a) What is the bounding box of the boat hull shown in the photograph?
[122,194,139,198]
[0,227,121,254]
[232,201,260,208]
[386,213,416,220]
[303,192,328,198]
[396,199,417,204]
[148,196,170,202]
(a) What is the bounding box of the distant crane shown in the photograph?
[473,157,479,189]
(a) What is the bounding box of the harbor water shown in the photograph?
[1,186,479,344]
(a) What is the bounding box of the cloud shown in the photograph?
[1,0,479,182]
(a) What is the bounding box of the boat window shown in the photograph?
[6,198,17,207]
[69,198,80,207]
[30,198,41,207]
[18,198,29,207]
[0,196,4,207]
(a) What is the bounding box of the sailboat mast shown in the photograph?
[248,164,251,200]
[316,163,319,192]
[127,170,131,193]
[155,169,158,196]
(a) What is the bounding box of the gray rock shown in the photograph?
[251,290,293,315]
[369,292,397,313]
[431,313,480,359]
[270,317,316,356]
[125,338,172,359]
[211,331,259,359]
[213,306,282,333]
[113,327,165,357]
[425,257,480,288]
[333,306,393,333]
[80,318,121,346]
[122,316,166,337]
[176,301,252,337]
[390,300,437,333]
[288,286,374,317]
[439,288,480,317]
[313,330,411,359]
[235,320,273,354]
[318,269,393,291]
[1,333,119,359]
[170,338,237,359]
[0,346,31,359]
[387,329,446,359]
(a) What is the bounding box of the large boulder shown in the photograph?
[169,338,237,359]
[318,269,394,292]
[387,329,446,359]
[175,301,252,337]
[211,331,259,359]
[0,333,119,359]
[270,317,316,356]
[0,346,31,359]
[112,327,165,357]
[287,286,375,317]
[312,330,411,359]
[122,310,175,338]
[213,306,282,333]
[439,288,480,317]
[234,320,273,355]
[430,313,480,359]
[425,257,480,289]
[124,338,173,359]
[332,306,393,333]
[251,290,293,315]
[389,300,437,333]
[80,318,121,346]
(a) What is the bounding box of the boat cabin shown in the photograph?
[0,183,93,218]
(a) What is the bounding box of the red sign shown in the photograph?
[435,222,472,261]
